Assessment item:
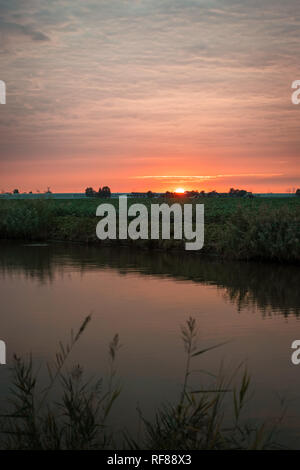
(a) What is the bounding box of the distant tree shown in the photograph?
[98,186,111,198]
[85,187,96,197]
[147,190,154,198]
[185,190,199,198]
[45,187,52,194]
[296,189,300,197]
[13,189,19,194]
[229,188,248,197]
[207,190,219,197]
[102,186,111,198]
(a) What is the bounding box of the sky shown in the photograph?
[0,0,299,193]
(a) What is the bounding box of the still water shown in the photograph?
[0,242,300,446]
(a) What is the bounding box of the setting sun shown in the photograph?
[175,187,185,194]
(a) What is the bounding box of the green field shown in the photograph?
[0,197,299,263]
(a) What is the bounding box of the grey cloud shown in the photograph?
[0,19,50,42]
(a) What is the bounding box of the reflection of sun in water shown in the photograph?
[175,187,185,193]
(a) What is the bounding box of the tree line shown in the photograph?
[85,186,111,198]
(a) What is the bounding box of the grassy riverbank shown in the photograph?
[0,197,299,263]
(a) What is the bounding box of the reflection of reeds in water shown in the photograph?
[0,243,299,317]
[0,317,280,450]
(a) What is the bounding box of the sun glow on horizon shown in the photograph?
[174,187,185,194]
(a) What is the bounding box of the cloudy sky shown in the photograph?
[0,0,299,193]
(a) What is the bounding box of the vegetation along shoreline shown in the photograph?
[0,195,299,264]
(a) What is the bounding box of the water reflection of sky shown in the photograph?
[0,242,300,447]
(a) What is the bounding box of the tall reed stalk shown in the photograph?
[0,316,280,450]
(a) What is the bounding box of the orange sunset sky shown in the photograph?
[0,0,299,193]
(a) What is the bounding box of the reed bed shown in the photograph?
[0,316,280,450]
